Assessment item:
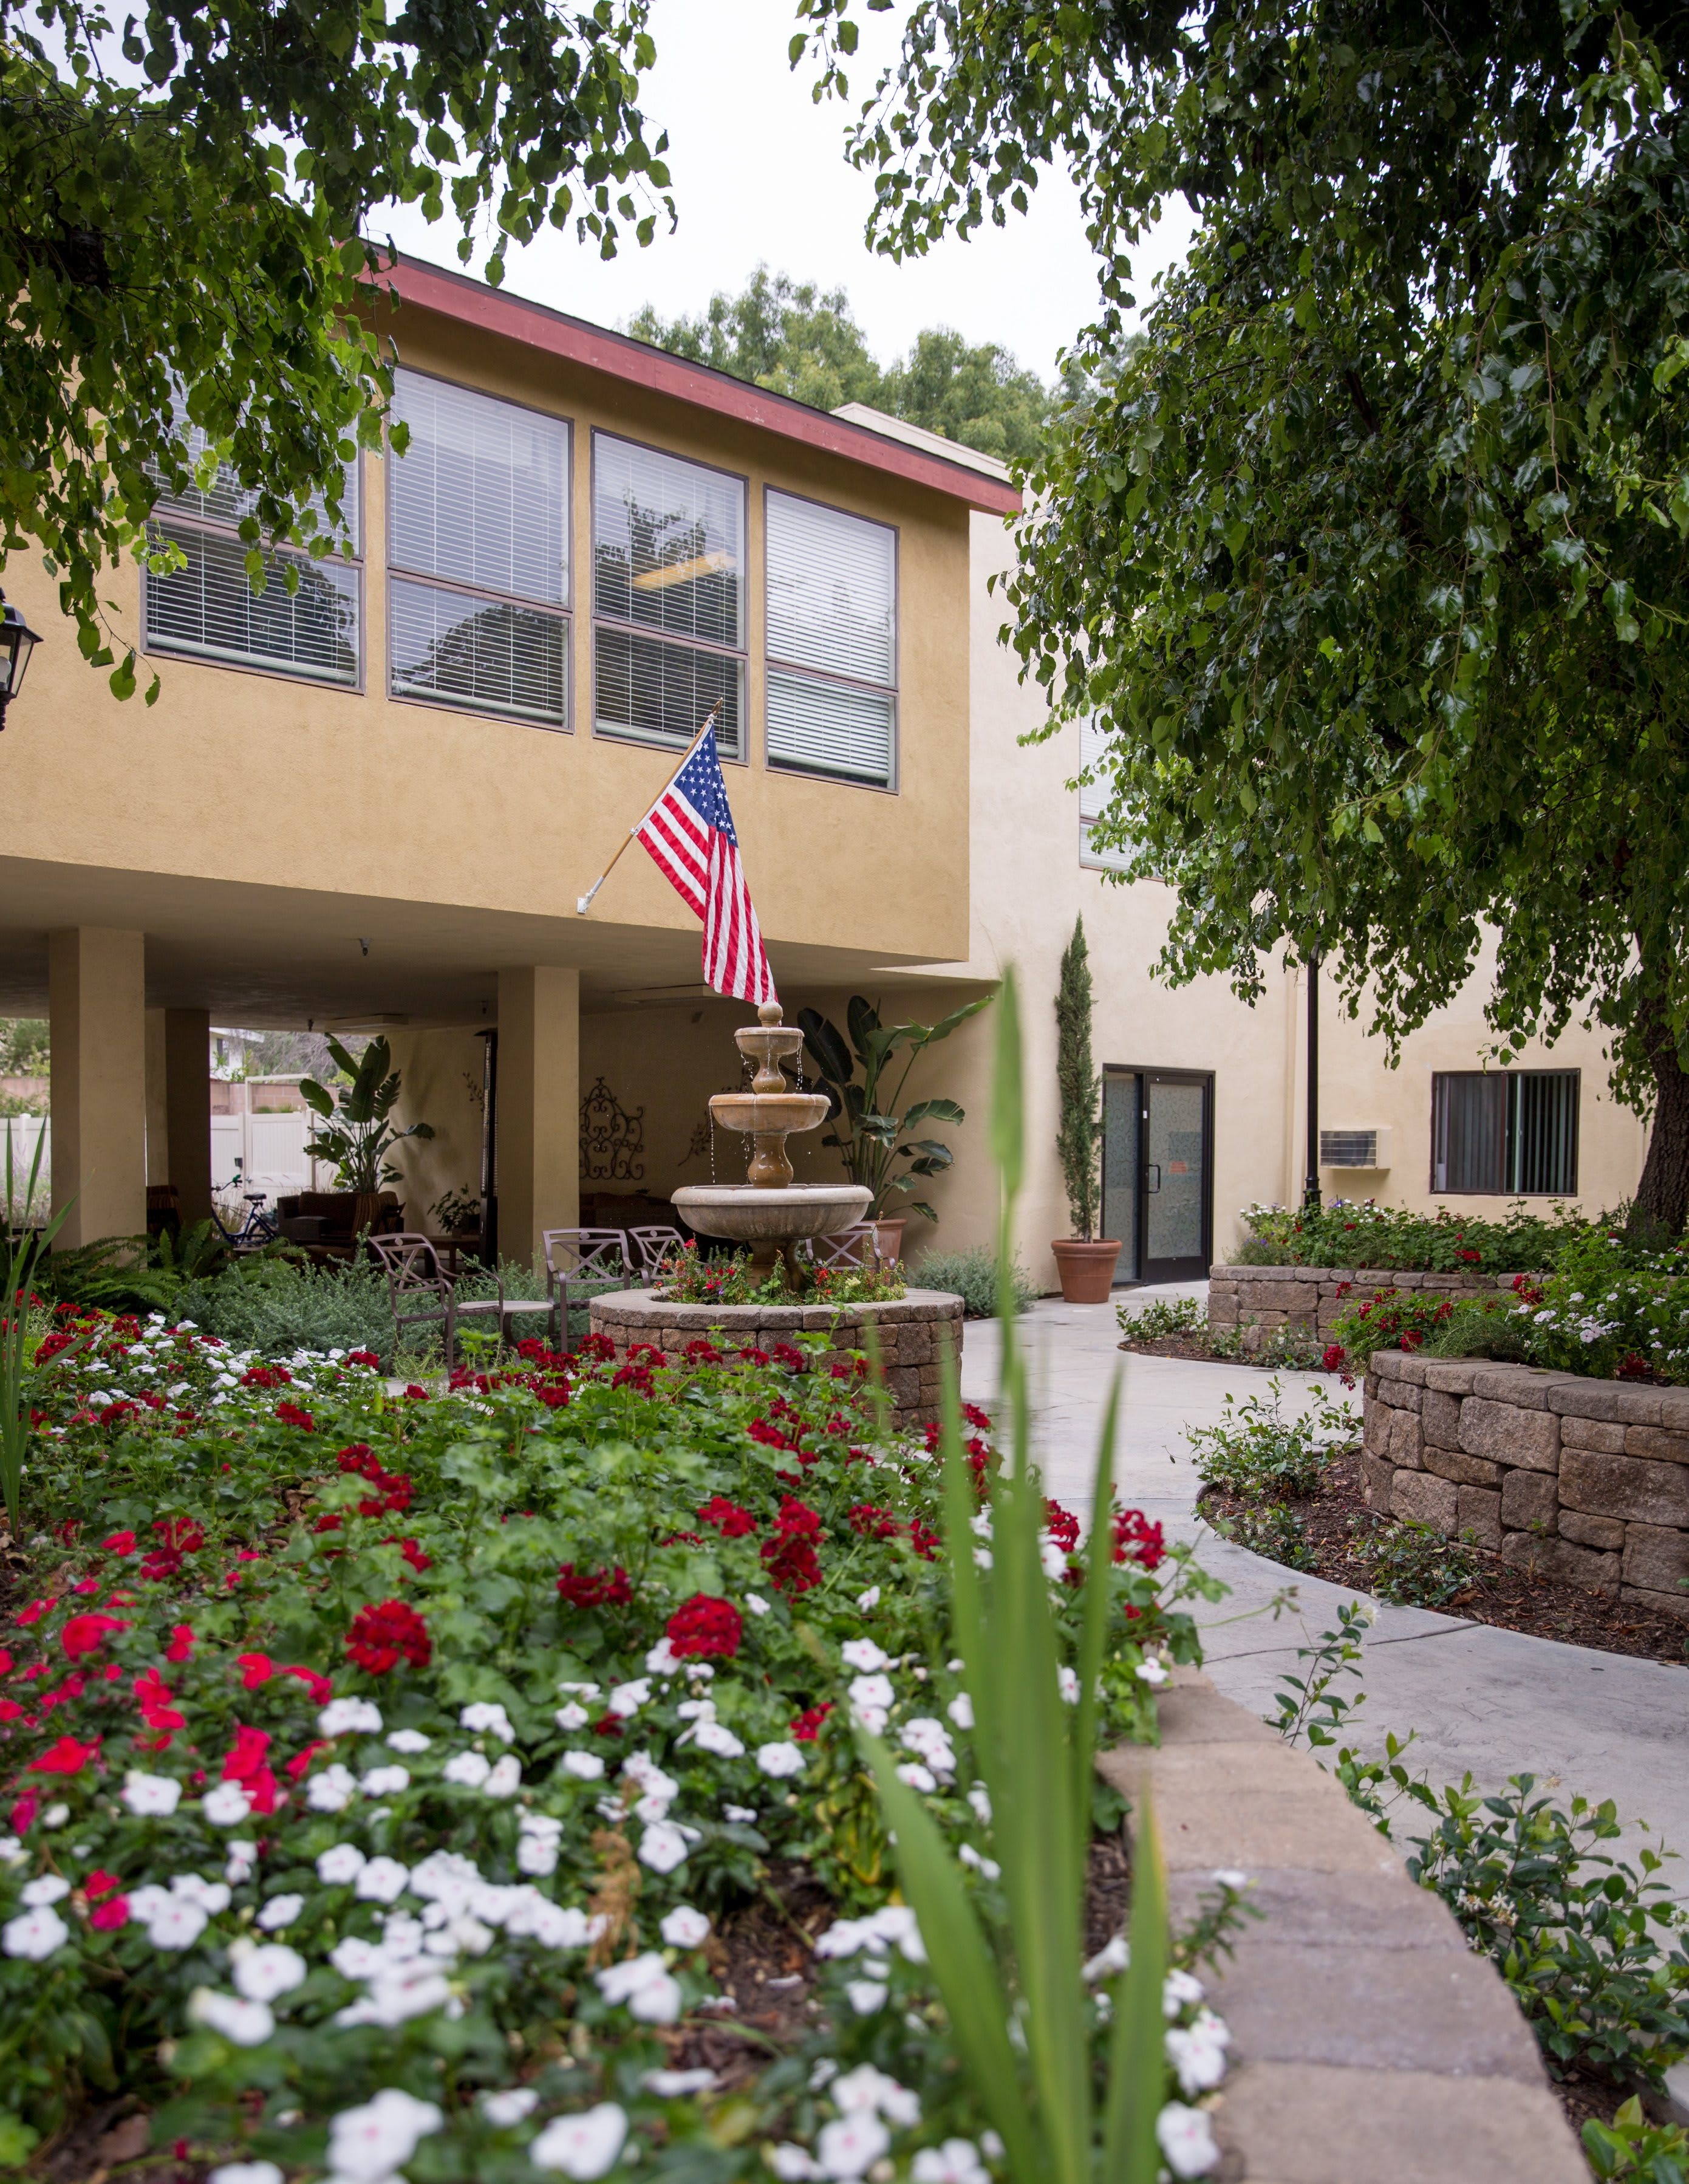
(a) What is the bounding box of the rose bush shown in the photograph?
[0,1309,1223,2180]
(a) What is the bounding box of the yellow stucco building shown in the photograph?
[0,261,1648,1287]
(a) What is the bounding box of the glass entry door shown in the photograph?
[1104,1067,1213,1285]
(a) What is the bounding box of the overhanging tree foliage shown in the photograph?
[797,0,1689,1227]
[1,0,670,695]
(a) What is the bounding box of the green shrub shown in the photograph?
[1584,2097,1689,2180]
[174,1254,400,1363]
[1350,1517,1486,1607]
[1407,1778,1689,2092]
[1210,1499,1317,1571]
[1116,1293,1206,1339]
[1326,1284,1466,1369]
[1421,1298,1532,1363]
[915,1244,1039,1316]
[1237,1198,1586,1273]
[1186,1377,1354,1499]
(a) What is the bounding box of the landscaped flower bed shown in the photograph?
[0,1304,1210,2180]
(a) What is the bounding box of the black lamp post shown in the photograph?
[0,591,43,731]
[1303,949,1322,1210]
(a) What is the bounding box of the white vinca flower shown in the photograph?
[840,1638,890,1672]
[318,1698,383,1737]
[530,2103,629,2179]
[307,1764,357,1813]
[756,1741,805,1779]
[327,2087,444,2180]
[637,1822,689,1875]
[596,1950,683,2024]
[233,1945,308,2004]
[355,1857,409,1903]
[122,1770,182,1816]
[555,1703,591,1732]
[562,1751,605,1781]
[481,2087,541,2128]
[444,1750,492,1788]
[387,1728,431,1754]
[660,1904,711,1948]
[693,1719,745,1759]
[360,1765,410,1798]
[483,1754,523,1799]
[208,2165,284,2184]
[743,1592,771,1617]
[2,1905,69,1960]
[816,2114,889,2180]
[912,2141,989,2184]
[21,1875,70,1907]
[189,1988,275,2047]
[258,1894,304,1931]
[460,1700,516,1743]
[1155,2103,1220,2179]
[845,1979,888,2015]
[769,2146,822,2182]
[607,1679,651,1717]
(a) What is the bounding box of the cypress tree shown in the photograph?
[1055,916,1100,1239]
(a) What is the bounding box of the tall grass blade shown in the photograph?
[1,1121,71,1535]
[857,1731,1040,2179]
[1072,1371,1122,1861]
[1102,1797,1169,2184]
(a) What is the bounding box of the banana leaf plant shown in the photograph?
[299,1035,433,1194]
[854,968,1176,2184]
[796,993,990,1220]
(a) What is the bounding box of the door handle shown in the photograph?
[1145,1163,1162,1194]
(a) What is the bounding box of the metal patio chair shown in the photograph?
[367,1232,524,1366]
[804,1222,879,1271]
[540,1227,629,1349]
[628,1224,689,1281]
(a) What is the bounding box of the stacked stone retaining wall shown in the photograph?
[588,1289,963,1430]
[1363,1348,1689,1616]
[1208,1262,1521,1352]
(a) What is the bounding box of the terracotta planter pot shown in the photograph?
[872,1216,908,1266]
[1051,1237,1123,1303]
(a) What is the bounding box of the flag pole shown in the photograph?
[575,702,723,916]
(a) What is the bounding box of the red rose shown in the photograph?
[665,1594,744,1661]
[344,1598,431,1675]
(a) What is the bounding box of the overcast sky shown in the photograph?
[380,0,1193,387]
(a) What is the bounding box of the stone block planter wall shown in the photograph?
[588,1288,964,1429]
[1208,1262,1520,1350]
[1363,1349,1689,1615]
[1099,1669,1586,2183]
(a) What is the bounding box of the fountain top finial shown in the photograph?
[757,999,782,1026]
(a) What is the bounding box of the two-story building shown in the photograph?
[0,256,1647,1286]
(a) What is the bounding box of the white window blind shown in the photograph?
[764,490,896,786]
[150,420,358,544]
[593,433,745,754]
[145,530,359,683]
[1079,714,1133,871]
[389,372,567,606]
[390,580,566,724]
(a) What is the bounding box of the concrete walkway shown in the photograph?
[960,1293,1689,1863]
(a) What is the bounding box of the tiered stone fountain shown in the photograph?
[587,1002,963,1428]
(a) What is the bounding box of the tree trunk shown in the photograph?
[1633,999,1689,1235]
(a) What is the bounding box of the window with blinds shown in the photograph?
[593,433,745,756]
[387,371,570,727]
[764,490,896,786]
[1079,714,1133,870]
[1430,1070,1580,1194]
[144,429,361,685]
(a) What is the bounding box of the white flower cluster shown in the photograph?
[773,2063,924,2181]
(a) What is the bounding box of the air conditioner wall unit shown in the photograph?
[1320,1126,1392,1170]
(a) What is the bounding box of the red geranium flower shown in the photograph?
[1113,1507,1165,1572]
[344,1598,431,1675]
[237,1652,276,1688]
[791,1701,833,1742]
[697,1495,759,1539]
[165,1624,195,1663]
[275,1400,316,1431]
[102,1531,137,1556]
[1043,1501,1080,1554]
[556,1564,633,1609]
[665,1594,743,1660]
[61,1612,130,1661]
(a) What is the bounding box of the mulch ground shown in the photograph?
[1201,1449,1689,1668]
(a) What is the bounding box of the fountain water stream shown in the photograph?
[671,1001,870,1285]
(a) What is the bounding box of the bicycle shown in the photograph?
[212,1157,280,1250]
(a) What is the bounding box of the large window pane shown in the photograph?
[1431,1073,1508,1193]
[766,491,894,685]
[391,578,565,725]
[1079,714,1133,871]
[146,527,358,683]
[1509,1071,1580,1194]
[390,373,567,606]
[151,422,357,546]
[765,668,893,783]
[594,436,743,649]
[595,628,742,756]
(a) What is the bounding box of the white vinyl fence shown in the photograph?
[2,1115,49,1212]
[213,1109,331,1202]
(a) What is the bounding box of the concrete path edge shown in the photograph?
[1099,1667,1587,2183]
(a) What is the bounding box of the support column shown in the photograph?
[145,1010,168,1184]
[496,966,579,1272]
[164,1008,213,1226]
[49,927,147,1248]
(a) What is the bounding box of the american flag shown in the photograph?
[635,726,777,1004]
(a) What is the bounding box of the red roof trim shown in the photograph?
[377,256,1023,517]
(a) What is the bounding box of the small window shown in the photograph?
[593,433,745,757]
[1431,1069,1579,1194]
[144,428,360,686]
[388,372,570,726]
[1079,715,1132,870]
[765,490,896,786]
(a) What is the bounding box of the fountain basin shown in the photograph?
[707,1091,833,1138]
[672,1182,870,1244]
